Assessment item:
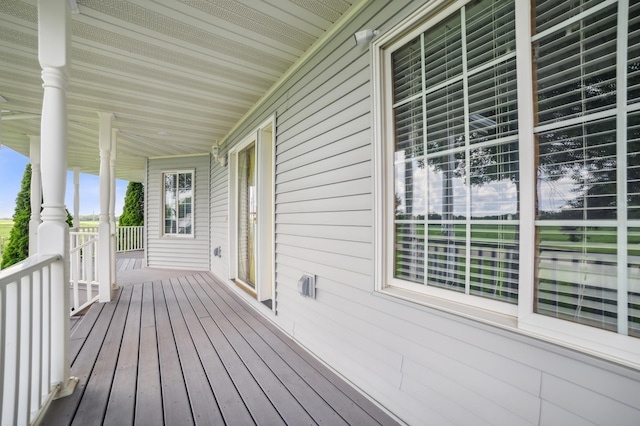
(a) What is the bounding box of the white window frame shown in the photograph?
[161,169,195,238]
[372,0,640,368]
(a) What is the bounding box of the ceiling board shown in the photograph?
[0,0,355,182]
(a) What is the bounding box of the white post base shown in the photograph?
[53,376,79,400]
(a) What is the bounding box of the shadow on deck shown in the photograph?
[45,253,398,425]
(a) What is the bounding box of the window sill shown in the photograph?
[379,286,518,330]
[518,314,640,370]
[161,234,194,239]
[378,286,640,371]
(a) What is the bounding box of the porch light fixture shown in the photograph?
[354,29,378,46]
[212,144,227,167]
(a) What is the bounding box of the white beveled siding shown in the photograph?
[210,152,230,279]
[210,0,640,424]
[147,154,210,270]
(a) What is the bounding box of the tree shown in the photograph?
[1,164,74,269]
[119,182,144,226]
[1,164,32,268]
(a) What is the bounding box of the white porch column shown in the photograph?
[98,112,114,302]
[73,168,80,229]
[37,0,77,397]
[29,135,41,256]
[110,129,118,289]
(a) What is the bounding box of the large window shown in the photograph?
[378,0,640,358]
[163,171,193,236]
[389,0,519,308]
[533,0,638,337]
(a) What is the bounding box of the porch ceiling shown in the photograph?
[0,0,355,182]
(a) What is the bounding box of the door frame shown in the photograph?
[228,116,275,309]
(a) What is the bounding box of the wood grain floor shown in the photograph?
[42,259,398,425]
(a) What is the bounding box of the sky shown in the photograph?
[393,151,579,217]
[0,145,128,219]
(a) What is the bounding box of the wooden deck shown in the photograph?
[42,255,398,425]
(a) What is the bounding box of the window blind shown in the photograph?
[534,0,639,336]
[629,0,640,104]
[391,0,519,304]
[536,3,617,125]
[628,226,640,338]
[536,226,618,333]
[535,0,608,34]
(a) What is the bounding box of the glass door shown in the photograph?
[237,142,257,288]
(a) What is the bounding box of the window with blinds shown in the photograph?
[163,171,193,236]
[533,0,639,337]
[391,0,519,304]
[384,0,640,345]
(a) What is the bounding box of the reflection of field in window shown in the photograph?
[391,0,519,304]
[532,0,639,335]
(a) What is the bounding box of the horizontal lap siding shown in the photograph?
[212,0,640,425]
[210,158,229,279]
[147,155,210,270]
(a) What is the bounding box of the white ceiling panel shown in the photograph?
[0,0,356,182]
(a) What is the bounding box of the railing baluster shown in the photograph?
[114,226,144,253]
[0,256,62,423]
[72,248,80,311]
[0,276,21,424]
[19,274,32,424]
[31,268,43,416]
[70,231,100,313]
[43,263,52,404]
[87,242,94,301]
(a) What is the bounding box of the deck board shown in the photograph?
[43,292,121,426]
[161,279,225,425]
[204,273,398,426]
[153,281,194,425]
[187,274,344,425]
[70,302,105,363]
[194,278,317,425]
[71,286,133,425]
[169,277,256,424]
[41,256,399,426]
[102,284,143,426]
[135,282,164,425]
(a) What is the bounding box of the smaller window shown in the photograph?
[163,171,193,236]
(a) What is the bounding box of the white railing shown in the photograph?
[116,226,144,252]
[77,226,98,234]
[0,254,64,425]
[69,232,99,314]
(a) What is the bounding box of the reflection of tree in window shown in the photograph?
[391,0,519,303]
[533,0,640,337]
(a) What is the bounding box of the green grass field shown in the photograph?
[0,219,12,236]
[0,219,13,251]
[79,221,100,228]
[0,220,102,257]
